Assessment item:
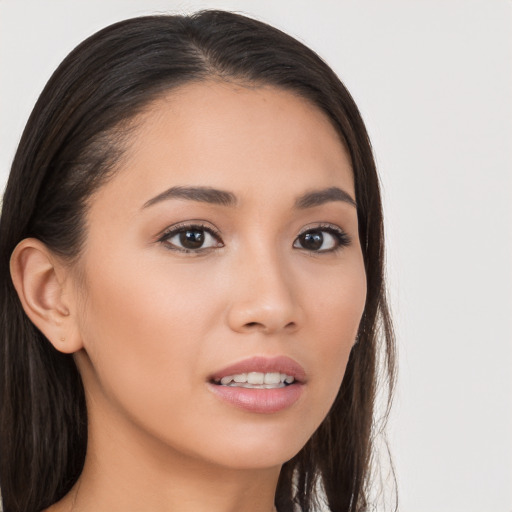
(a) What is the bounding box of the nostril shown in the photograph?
[244,321,266,331]
[241,320,297,333]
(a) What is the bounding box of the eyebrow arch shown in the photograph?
[142,186,237,209]
[294,187,357,209]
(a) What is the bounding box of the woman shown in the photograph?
[0,10,395,512]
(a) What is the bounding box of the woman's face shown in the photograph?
[70,81,366,470]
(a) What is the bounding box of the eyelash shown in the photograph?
[157,222,351,254]
[157,223,223,254]
[294,224,352,253]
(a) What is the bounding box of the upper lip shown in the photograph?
[209,356,307,384]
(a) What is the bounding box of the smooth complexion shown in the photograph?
[12,81,366,512]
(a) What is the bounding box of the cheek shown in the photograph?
[80,251,215,344]
[303,257,367,406]
[74,256,218,417]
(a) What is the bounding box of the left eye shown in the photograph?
[293,227,350,252]
[160,226,223,252]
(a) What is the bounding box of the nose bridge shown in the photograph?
[226,237,300,334]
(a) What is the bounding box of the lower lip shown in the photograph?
[207,382,304,414]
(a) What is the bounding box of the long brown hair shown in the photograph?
[0,11,396,512]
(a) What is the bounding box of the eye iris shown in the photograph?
[300,231,323,250]
[179,229,204,249]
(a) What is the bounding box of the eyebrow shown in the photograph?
[142,185,356,209]
[295,187,357,209]
[142,186,237,209]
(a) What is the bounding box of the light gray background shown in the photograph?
[1,1,511,511]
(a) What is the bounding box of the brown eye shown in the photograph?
[179,229,205,249]
[293,226,351,253]
[160,224,223,252]
[298,231,324,251]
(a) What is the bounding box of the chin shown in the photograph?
[182,419,315,471]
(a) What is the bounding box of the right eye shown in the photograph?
[159,224,223,253]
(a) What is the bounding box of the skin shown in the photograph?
[12,81,366,512]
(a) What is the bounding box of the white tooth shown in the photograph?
[220,375,293,389]
[247,372,265,384]
[264,372,281,384]
[225,381,288,389]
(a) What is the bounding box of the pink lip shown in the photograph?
[207,356,306,414]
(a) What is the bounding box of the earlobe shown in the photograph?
[9,238,83,354]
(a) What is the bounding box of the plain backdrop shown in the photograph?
[1,1,511,511]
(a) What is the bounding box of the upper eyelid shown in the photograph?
[157,221,221,240]
[296,223,348,236]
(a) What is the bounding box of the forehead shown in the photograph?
[92,81,354,211]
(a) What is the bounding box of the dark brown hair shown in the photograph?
[0,10,395,512]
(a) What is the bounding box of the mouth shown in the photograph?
[208,355,306,387]
[207,356,306,414]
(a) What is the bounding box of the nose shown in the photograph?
[226,250,302,335]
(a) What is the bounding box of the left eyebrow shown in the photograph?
[142,186,237,209]
[294,187,357,209]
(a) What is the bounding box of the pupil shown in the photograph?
[180,229,204,249]
[301,231,323,250]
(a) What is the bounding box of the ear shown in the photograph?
[10,238,83,354]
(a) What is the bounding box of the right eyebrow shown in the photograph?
[142,186,237,209]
